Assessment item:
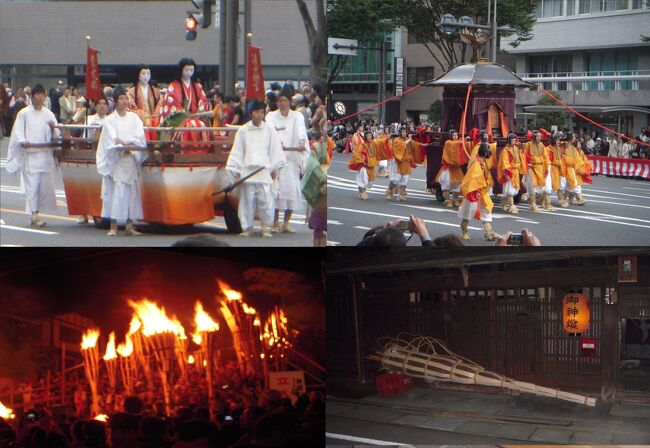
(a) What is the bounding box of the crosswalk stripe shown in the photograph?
[1,223,59,235]
[328,206,483,230]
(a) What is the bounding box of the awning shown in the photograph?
[423,61,534,88]
[524,105,650,115]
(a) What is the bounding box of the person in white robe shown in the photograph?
[226,99,286,237]
[5,84,60,227]
[96,88,148,236]
[265,84,309,233]
[76,96,110,224]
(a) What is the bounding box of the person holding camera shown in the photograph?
[458,142,500,241]
[357,214,433,246]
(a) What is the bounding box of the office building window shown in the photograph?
[579,0,637,12]
[535,0,564,17]
[528,54,572,89]
[408,67,435,86]
[587,51,638,90]
[567,0,575,15]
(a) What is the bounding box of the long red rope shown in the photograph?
[459,83,473,160]
[538,86,650,148]
[332,84,423,124]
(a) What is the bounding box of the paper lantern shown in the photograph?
[562,292,590,334]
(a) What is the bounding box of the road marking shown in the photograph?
[327,220,344,225]
[327,241,341,246]
[389,202,539,223]
[354,226,372,230]
[2,185,67,199]
[326,432,416,448]
[0,208,80,222]
[329,206,482,230]
[584,187,650,199]
[622,186,650,192]
[1,223,58,235]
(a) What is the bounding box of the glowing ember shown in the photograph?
[81,329,100,350]
[217,279,242,301]
[94,414,108,422]
[0,400,15,419]
[188,355,195,364]
[128,299,186,338]
[103,332,117,361]
[253,318,261,327]
[203,360,207,367]
[116,333,134,357]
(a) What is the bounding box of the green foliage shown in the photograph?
[429,100,443,123]
[536,90,569,130]
[327,0,396,40]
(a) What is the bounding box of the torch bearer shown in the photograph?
[81,328,101,417]
[103,331,118,411]
[217,279,257,375]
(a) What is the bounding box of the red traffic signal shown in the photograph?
[185,16,198,31]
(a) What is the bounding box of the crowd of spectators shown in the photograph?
[0,362,323,448]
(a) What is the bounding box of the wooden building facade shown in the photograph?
[327,248,650,402]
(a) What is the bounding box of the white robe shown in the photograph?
[265,109,309,211]
[226,120,285,229]
[6,105,60,214]
[96,111,147,222]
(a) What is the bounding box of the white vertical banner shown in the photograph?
[215,0,220,29]
[394,57,405,96]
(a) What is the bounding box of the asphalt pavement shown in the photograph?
[0,138,313,247]
[327,152,650,246]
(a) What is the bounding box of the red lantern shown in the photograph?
[562,292,590,334]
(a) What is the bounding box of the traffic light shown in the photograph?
[185,15,197,41]
[191,0,213,29]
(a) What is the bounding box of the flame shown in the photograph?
[242,303,257,315]
[0,400,15,419]
[81,329,100,350]
[194,301,219,333]
[203,360,207,367]
[128,316,141,335]
[253,318,261,327]
[94,414,108,422]
[103,332,117,361]
[188,355,195,364]
[192,333,202,345]
[217,279,242,301]
[116,333,134,357]
[128,299,186,338]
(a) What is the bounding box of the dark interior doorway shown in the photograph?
[619,318,650,391]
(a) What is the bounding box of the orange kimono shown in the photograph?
[497,144,523,189]
[126,84,162,140]
[436,139,469,185]
[347,138,385,182]
[391,137,423,175]
[547,144,566,191]
[470,142,496,187]
[525,141,550,187]
[576,149,593,186]
[561,143,583,190]
[461,157,494,215]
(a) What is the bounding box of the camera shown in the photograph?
[224,415,234,422]
[398,220,410,232]
[507,233,523,245]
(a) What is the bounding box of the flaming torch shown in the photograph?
[0,400,15,420]
[117,333,136,396]
[192,301,219,419]
[103,331,118,410]
[81,328,101,416]
[128,299,186,416]
[263,307,294,371]
[127,316,153,391]
[217,279,256,375]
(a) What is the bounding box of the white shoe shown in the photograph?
[77,215,89,224]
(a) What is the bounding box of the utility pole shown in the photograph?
[378,40,388,125]
[244,0,252,72]
[224,0,239,97]
[219,0,227,91]
[491,0,498,63]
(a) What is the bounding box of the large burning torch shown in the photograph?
[116,333,136,396]
[81,328,101,416]
[192,301,219,419]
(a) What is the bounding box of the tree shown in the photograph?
[535,90,569,130]
[350,0,537,73]
[429,100,443,123]
[297,0,327,87]
[326,0,397,85]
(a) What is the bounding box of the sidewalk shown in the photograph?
[327,382,650,444]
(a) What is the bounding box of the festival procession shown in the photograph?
[327,0,650,247]
[0,0,329,247]
[0,248,325,448]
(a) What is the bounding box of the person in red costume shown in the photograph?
[159,58,210,153]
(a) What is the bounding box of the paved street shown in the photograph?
[0,139,312,247]
[328,153,650,246]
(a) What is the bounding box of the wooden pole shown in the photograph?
[61,343,66,406]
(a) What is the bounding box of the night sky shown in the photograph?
[0,249,325,335]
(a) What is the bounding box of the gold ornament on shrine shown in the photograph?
[562,292,590,334]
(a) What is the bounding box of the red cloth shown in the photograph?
[467,190,480,202]
[85,47,102,101]
[245,45,266,101]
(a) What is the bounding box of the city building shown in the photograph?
[0,0,313,90]
[501,0,650,137]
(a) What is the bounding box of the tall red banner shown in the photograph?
[246,45,265,101]
[85,47,102,101]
